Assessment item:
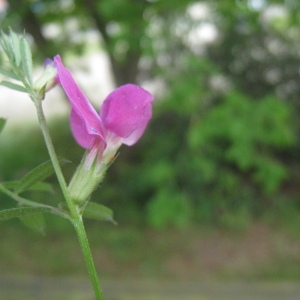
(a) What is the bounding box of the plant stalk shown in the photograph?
[33,97,104,300]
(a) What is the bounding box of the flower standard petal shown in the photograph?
[100,84,154,145]
[54,55,105,149]
[122,102,152,146]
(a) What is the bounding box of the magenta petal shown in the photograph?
[54,55,105,148]
[122,102,152,145]
[70,109,96,148]
[100,84,154,145]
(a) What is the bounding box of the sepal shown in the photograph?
[68,152,107,205]
[82,202,117,225]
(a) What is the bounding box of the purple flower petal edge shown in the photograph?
[54,55,105,149]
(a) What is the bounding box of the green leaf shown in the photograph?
[0,31,13,60]
[15,159,67,194]
[9,28,21,66]
[83,202,117,224]
[0,31,8,48]
[20,213,46,234]
[2,181,54,193]
[0,80,27,93]
[0,67,19,80]
[0,118,6,135]
[0,206,49,222]
[28,182,54,193]
[20,36,33,85]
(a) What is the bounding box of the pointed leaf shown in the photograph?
[0,31,13,60]
[0,118,6,134]
[20,213,46,234]
[0,31,8,48]
[20,36,33,85]
[0,206,49,222]
[15,159,68,194]
[0,80,27,93]
[83,202,117,224]
[28,182,54,193]
[1,181,19,189]
[10,28,21,66]
[0,67,19,80]
[2,180,54,193]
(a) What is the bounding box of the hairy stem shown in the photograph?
[33,98,104,300]
[0,183,69,219]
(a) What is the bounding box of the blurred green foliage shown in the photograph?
[1,0,300,230]
[188,91,294,195]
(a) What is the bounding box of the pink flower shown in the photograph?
[54,55,154,164]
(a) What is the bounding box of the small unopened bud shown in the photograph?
[33,60,57,99]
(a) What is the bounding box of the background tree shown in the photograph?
[1,0,299,228]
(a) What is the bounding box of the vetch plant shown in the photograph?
[54,55,153,204]
[0,30,154,299]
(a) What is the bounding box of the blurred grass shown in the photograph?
[1,218,300,281]
[1,118,300,282]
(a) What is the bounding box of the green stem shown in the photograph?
[0,183,69,219]
[33,98,104,300]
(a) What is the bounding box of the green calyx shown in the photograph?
[68,152,107,206]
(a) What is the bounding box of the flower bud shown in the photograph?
[33,60,57,99]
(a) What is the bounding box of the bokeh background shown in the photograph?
[1,0,300,299]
